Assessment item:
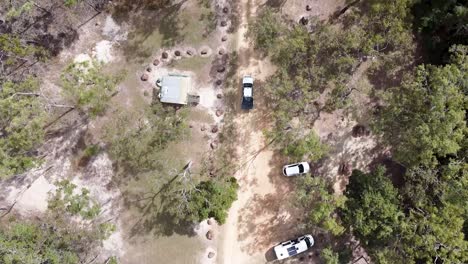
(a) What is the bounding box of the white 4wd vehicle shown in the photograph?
[241,76,254,109]
[283,162,310,176]
[274,234,315,260]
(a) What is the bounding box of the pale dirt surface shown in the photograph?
[217,0,304,263]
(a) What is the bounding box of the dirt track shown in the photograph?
[217,0,304,263]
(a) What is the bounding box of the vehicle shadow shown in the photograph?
[265,246,277,262]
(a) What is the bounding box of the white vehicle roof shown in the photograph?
[242,76,253,84]
[274,235,314,260]
[284,162,310,175]
[243,87,253,97]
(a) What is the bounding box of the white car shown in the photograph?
[282,162,310,176]
[274,234,315,260]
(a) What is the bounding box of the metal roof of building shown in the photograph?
[159,75,191,105]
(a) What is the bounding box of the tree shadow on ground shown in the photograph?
[123,170,196,238]
[117,0,187,63]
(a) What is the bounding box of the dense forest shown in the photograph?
[0,0,467,263]
[249,0,467,263]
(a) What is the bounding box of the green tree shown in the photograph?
[48,179,101,220]
[282,131,328,161]
[374,46,467,167]
[295,176,345,235]
[247,7,283,53]
[342,167,403,245]
[0,78,46,178]
[165,177,238,224]
[321,247,339,264]
[61,60,124,117]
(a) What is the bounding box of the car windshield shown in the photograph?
[298,164,304,173]
[243,83,253,87]
[305,237,312,248]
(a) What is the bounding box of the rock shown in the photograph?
[352,125,370,137]
[152,59,160,66]
[95,22,100,26]
[201,49,208,55]
[222,7,229,13]
[221,35,228,42]
[208,251,215,258]
[211,125,219,133]
[174,50,181,56]
[189,124,193,128]
[218,48,225,55]
[209,170,215,177]
[186,50,193,56]
[215,79,222,86]
[162,52,169,59]
[217,66,226,73]
[210,142,218,149]
[306,5,311,11]
[200,125,206,131]
[140,73,148,81]
[217,93,223,99]
[300,16,309,25]
[220,21,227,27]
[207,218,214,225]
[216,110,224,117]
[206,230,213,240]
[146,67,152,72]
[339,162,352,175]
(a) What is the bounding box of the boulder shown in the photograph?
[146,67,152,72]
[215,80,222,86]
[162,52,169,59]
[218,48,225,55]
[207,218,214,225]
[300,16,308,25]
[217,93,223,99]
[220,21,227,27]
[221,35,228,42]
[152,59,160,66]
[140,73,148,81]
[339,162,352,175]
[208,252,215,258]
[186,50,193,56]
[222,7,229,13]
[306,5,311,11]
[174,50,181,56]
[200,125,206,131]
[217,66,226,73]
[206,230,213,240]
[201,49,208,55]
[211,125,219,133]
[216,110,224,117]
[352,125,370,137]
[210,142,218,149]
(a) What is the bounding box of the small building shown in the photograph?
[159,74,192,105]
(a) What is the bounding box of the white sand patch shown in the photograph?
[103,16,121,38]
[93,40,114,63]
[7,176,56,215]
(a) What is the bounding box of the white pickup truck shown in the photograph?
[274,234,315,260]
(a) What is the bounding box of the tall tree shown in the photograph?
[374,45,467,167]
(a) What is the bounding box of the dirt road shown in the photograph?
[217,0,304,263]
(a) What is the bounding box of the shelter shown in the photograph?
[159,74,191,105]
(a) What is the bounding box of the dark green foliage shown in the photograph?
[412,0,468,64]
[342,167,403,245]
[374,46,467,167]
[282,131,328,161]
[0,78,46,177]
[165,177,239,224]
[247,8,283,53]
[0,222,80,264]
[295,176,345,235]
[61,60,124,117]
